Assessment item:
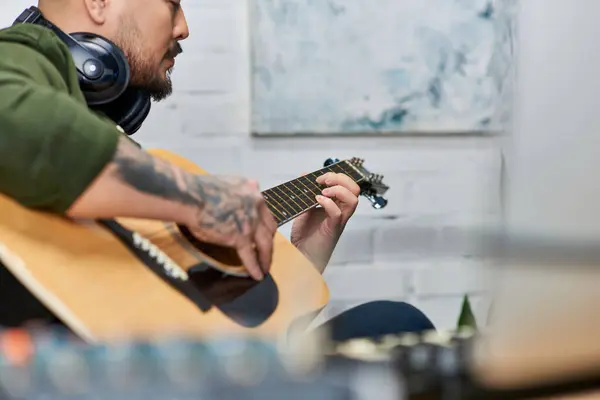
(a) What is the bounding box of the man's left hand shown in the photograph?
[291,172,360,272]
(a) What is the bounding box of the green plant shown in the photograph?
[457,295,477,331]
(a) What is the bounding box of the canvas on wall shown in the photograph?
[249,0,517,135]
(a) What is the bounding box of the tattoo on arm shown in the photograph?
[110,136,256,235]
[111,136,205,206]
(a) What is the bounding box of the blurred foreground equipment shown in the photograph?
[2,323,600,400]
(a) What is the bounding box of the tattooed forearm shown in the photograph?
[109,136,263,238]
[111,136,208,206]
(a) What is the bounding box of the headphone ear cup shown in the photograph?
[70,32,130,106]
[91,88,151,135]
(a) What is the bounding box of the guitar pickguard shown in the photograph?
[99,219,279,328]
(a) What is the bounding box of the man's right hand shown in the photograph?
[184,176,277,281]
[66,136,277,280]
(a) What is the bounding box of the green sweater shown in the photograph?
[0,23,122,213]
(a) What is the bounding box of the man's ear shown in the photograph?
[83,0,108,24]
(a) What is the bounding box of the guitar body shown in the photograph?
[0,149,330,343]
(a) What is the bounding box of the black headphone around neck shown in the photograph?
[12,6,151,135]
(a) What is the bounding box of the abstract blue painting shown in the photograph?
[250,0,517,135]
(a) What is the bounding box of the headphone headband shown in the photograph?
[14,7,107,82]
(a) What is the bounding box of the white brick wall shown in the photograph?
[0,0,501,330]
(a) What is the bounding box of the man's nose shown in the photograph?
[174,8,190,41]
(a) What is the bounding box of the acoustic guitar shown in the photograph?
[0,150,389,343]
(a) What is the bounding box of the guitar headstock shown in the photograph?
[324,157,389,209]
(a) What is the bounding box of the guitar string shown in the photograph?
[263,161,366,225]
[283,181,312,208]
[263,166,333,221]
[264,161,365,214]
[263,172,325,218]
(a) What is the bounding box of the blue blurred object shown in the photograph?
[0,327,408,400]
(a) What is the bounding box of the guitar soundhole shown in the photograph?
[177,225,243,267]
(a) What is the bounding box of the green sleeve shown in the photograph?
[0,42,121,214]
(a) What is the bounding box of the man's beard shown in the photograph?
[113,23,175,102]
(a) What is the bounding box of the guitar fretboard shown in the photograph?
[262,160,364,226]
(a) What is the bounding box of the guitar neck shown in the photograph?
[262,159,365,226]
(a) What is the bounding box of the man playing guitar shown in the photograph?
[0,0,434,340]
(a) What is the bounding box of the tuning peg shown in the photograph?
[324,158,339,167]
[364,193,388,209]
[372,196,387,209]
[349,157,362,166]
[359,159,365,166]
